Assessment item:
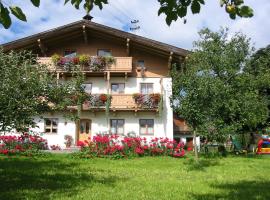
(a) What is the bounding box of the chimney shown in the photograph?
[83,14,93,21]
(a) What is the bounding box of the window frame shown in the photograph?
[97,49,112,57]
[44,118,58,134]
[111,83,125,94]
[80,119,91,134]
[64,49,77,57]
[139,119,154,135]
[140,83,154,94]
[137,60,145,68]
[110,119,125,135]
[81,82,92,94]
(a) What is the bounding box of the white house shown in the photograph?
[2,19,190,148]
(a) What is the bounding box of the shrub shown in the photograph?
[0,132,48,156]
[50,145,61,150]
[64,135,73,148]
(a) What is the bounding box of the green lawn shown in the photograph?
[0,154,269,200]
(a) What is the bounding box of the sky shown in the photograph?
[0,0,270,51]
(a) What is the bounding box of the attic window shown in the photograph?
[97,49,112,57]
[136,60,146,72]
[64,50,77,57]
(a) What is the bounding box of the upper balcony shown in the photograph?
[38,56,133,74]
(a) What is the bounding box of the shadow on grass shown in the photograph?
[190,180,270,200]
[184,158,220,171]
[0,156,125,200]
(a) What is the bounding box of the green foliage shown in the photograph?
[158,0,253,25]
[0,0,39,28]
[0,0,254,29]
[51,54,61,65]
[246,45,270,128]
[78,54,89,65]
[0,49,83,132]
[172,28,269,143]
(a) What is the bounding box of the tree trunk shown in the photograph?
[193,129,199,161]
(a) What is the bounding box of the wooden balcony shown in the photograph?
[111,94,137,110]
[68,94,161,112]
[38,57,133,73]
[110,94,160,111]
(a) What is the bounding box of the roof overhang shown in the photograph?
[1,20,190,58]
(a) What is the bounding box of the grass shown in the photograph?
[0,154,269,200]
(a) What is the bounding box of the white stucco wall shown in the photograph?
[27,77,174,148]
[31,114,76,148]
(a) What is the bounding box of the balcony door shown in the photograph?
[78,119,91,142]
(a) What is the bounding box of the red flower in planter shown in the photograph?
[99,94,107,102]
[73,57,79,65]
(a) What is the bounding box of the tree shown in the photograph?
[0,49,79,132]
[0,0,253,28]
[171,28,268,160]
[246,45,270,129]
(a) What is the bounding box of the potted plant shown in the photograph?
[99,94,107,103]
[51,54,61,65]
[64,135,73,148]
[150,93,161,104]
[79,54,89,67]
[89,56,106,71]
[104,56,116,65]
[133,93,141,103]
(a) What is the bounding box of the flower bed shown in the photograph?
[76,135,185,159]
[133,93,161,109]
[0,133,48,156]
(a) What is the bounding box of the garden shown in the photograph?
[0,152,269,200]
[1,131,270,200]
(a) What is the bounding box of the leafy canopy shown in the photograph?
[172,28,268,142]
[0,0,253,28]
[0,49,84,132]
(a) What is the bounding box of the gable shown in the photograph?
[1,20,189,59]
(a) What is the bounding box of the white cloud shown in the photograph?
[0,0,270,51]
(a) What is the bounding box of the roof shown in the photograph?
[173,114,191,134]
[1,20,189,57]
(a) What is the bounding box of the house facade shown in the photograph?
[2,20,190,148]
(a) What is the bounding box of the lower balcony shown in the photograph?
[67,94,162,112]
[110,94,162,111]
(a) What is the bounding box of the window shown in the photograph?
[140,83,153,94]
[80,120,91,134]
[139,119,154,135]
[44,118,58,134]
[64,50,77,57]
[137,60,145,69]
[111,83,125,94]
[110,119,125,135]
[81,83,92,94]
[97,49,112,57]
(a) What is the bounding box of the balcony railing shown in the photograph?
[67,93,162,111]
[38,57,132,73]
[111,94,161,110]
[111,94,137,109]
